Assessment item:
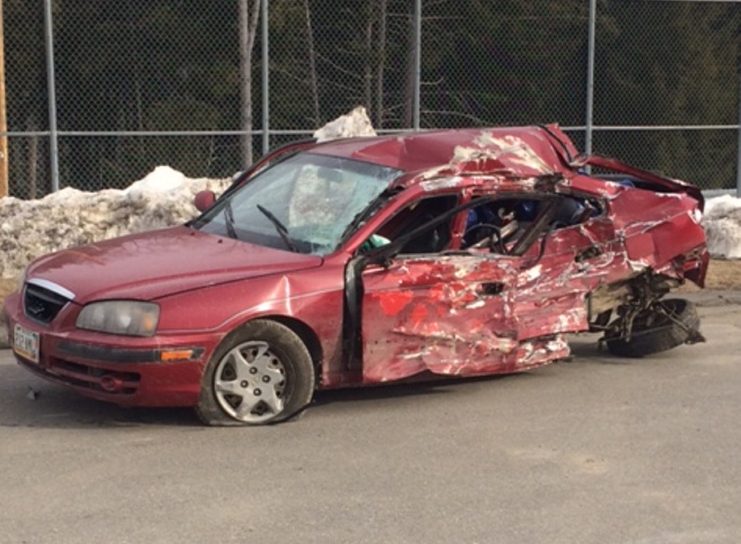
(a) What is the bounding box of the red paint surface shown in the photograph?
[378,290,415,316]
[3,125,708,405]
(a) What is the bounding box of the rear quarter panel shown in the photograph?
[562,174,706,284]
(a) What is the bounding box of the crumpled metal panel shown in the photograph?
[356,129,707,384]
[312,124,577,182]
[361,253,581,382]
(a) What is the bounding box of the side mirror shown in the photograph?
[194,190,216,212]
[364,246,398,268]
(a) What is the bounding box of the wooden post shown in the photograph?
[0,0,8,198]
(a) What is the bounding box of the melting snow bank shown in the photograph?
[313,106,376,142]
[703,195,741,259]
[0,166,230,280]
[0,107,376,347]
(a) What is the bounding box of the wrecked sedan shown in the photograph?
[4,125,708,425]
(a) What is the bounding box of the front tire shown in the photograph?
[196,320,316,426]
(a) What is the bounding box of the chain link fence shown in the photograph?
[2,0,740,198]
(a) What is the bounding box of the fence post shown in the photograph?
[43,0,59,193]
[585,0,596,162]
[412,0,421,130]
[736,70,741,197]
[261,0,269,154]
[0,0,8,198]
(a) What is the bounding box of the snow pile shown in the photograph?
[0,109,375,346]
[313,106,376,142]
[703,195,741,259]
[0,108,376,281]
[0,166,230,279]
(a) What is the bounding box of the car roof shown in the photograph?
[309,124,580,184]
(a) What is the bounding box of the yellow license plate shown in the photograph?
[13,324,40,363]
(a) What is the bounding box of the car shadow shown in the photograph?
[566,336,650,365]
[568,340,606,359]
[0,394,202,429]
[312,372,528,406]
[0,361,201,428]
[3,337,652,429]
[1,362,530,429]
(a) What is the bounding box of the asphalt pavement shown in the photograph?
[1,292,740,544]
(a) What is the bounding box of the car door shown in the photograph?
[361,253,522,382]
[358,192,574,383]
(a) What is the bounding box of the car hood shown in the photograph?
[26,226,323,304]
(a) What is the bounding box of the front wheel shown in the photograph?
[196,320,316,426]
[604,298,702,358]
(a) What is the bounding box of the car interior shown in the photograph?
[361,193,601,258]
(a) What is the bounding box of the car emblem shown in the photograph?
[27,302,45,316]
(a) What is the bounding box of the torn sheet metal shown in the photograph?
[355,138,707,383]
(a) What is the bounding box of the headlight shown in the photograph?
[76,301,159,337]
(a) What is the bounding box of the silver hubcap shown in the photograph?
[214,341,287,423]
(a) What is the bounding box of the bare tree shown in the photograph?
[239,0,262,168]
[375,0,387,129]
[363,4,374,114]
[402,13,415,128]
[26,116,38,199]
[304,0,320,125]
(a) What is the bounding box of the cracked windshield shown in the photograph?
[195,153,399,254]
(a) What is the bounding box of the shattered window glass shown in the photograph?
[194,153,400,255]
[369,195,459,255]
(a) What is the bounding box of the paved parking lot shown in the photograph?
[1,293,740,544]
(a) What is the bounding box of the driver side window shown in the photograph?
[362,195,459,255]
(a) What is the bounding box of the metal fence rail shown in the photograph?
[1,0,739,198]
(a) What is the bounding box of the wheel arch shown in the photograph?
[257,315,324,372]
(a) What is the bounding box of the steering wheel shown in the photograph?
[464,223,504,253]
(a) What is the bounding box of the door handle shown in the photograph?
[575,245,602,262]
[478,282,504,296]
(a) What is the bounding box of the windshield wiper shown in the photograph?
[223,200,240,240]
[256,204,297,252]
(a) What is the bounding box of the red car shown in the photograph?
[4,125,708,425]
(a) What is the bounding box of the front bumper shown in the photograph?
[4,293,220,407]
